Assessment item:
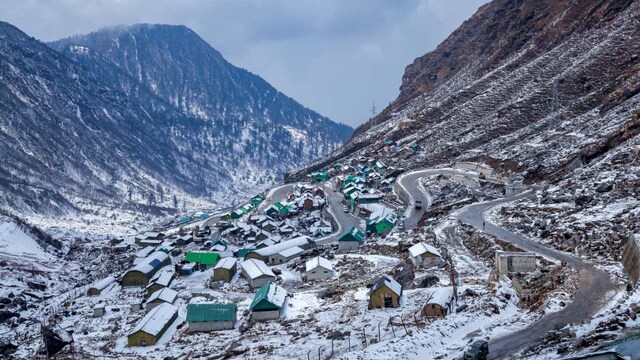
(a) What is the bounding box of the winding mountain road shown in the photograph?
[397,169,618,359]
[264,182,361,245]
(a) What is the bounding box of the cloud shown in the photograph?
[0,0,488,126]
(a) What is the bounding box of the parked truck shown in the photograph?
[415,200,422,209]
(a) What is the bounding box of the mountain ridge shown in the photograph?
[287,0,640,184]
[0,21,351,219]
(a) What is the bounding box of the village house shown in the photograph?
[176,235,193,246]
[187,303,237,332]
[255,230,271,241]
[249,214,268,225]
[312,186,325,197]
[146,270,175,295]
[213,257,238,282]
[145,287,178,312]
[369,276,403,309]
[356,203,376,218]
[270,246,304,264]
[122,251,171,287]
[422,287,455,318]
[357,189,384,204]
[240,259,276,288]
[305,256,334,281]
[338,227,366,250]
[179,263,196,276]
[134,231,166,244]
[230,209,245,220]
[309,221,332,237]
[495,250,537,275]
[245,236,316,264]
[365,205,397,236]
[250,281,288,321]
[127,303,178,347]
[261,220,279,232]
[138,239,163,248]
[256,238,277,249]
[184,251,220,270]
[408,242,443,268]
[277,223,295,235]
[156,242,175,254]
[87,276,116,296]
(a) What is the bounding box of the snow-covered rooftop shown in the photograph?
[128,303,178,336]
[278,246,304,258]
[264,282,287,307]
[370,276,402,296]
[408,242,441,258]
[305,256,332,272]
[424,287,454,308]
[129,251,169,276]
[252,236,314,257]
[147,268,174,288]
[241,259,275,279]
[146,287,178,305]
[251,281,287,309]
[89,276,116,292]
[214,257,237,270]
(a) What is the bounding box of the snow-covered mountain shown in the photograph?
[0,22,351,218]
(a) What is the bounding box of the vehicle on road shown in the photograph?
[398,221,405,230]
[343,206,349,213]
[415,200,422,209]
[464,340,489,360]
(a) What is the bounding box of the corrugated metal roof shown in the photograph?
[250,281,287,311]
[370,276,402,297]
[185,251,220,265]
[146,287,178,305]
[214,257,237,270]
[186,303,236,322]
[129,303,177,336]
[339,227,365,243]
[408,242,441,258]
[305,256,333,272]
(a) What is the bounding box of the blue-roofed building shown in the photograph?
[122,252,171,286]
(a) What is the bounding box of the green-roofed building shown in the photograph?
[265,202,286,218]
[250,281,288,321]
[250,193,265,207]
[366,208,398,236]
[187,303,237,332]
[230,209,244,219]
[310,171,329,182]
[184,252,220,270]
[338,227,366,250]
[236,248,255,259]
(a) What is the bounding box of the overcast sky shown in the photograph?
[1,0,487,127]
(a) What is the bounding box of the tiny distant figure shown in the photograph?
[482,221,486,230]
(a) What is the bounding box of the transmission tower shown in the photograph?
[371,101,377,118]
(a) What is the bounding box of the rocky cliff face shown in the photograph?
[289,0,640,183]
[0,22,351,217]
